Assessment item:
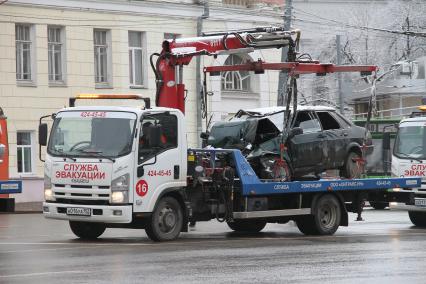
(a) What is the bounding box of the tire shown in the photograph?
[408,211,426,227]
[145,196,184,242]
[227,220,267,233]
[296,216,317,235]
[69,221,106,240]
[340,151,363,179]
[369,201,388,210]
[296,194,341,235]
[258,155,293,182]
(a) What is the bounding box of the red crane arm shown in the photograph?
[154,27,299,112]
[152,27,377,114]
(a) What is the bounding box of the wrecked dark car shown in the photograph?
[205,106,373,180]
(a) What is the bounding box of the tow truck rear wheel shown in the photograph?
[145,196,183,242]
[297,194,341,235]
[408,211,426,227]
[69,221,106,240]
[227,220,267,233]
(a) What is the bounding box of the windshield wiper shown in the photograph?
[51,150,77,161]
[396,153,423,163]
[81,150,116,163]
[62,155,77,162]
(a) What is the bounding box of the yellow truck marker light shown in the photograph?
[69,94,151,108]
[188,155,195,162]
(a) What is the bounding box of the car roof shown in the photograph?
[242,105,336,115]
[401,117,426,124]
[230,105,336,131]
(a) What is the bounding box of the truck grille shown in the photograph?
[55,198,109,206]
[52,184,111,205]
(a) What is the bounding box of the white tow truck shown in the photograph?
[38,94,421,241]
[38,27,421,241]
[387,107,426,226]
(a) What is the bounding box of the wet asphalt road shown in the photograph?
[0,210,425,284]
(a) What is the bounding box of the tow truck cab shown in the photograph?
[388,108,426,226]
[41,103,188,225]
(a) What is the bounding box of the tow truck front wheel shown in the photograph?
[69,221,106,240]
[409,211,426,227]
[297,194,341,235]
[145,197,183,242]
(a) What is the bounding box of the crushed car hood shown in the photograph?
[208,117,281,149]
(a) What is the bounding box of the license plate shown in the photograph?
[414,198,426,207]
[66,207,91,216]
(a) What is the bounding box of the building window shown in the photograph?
[17,132,33,174]
[221,54,251,91]
[15,24,33,81]
[164,33,181,40]
[94,29,111,85]
[48,26,65,83]
[222,0,253,8]
[128,31,144,86]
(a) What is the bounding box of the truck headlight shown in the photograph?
[111,191,128,204]
[44,174,55,201]
[45,189,55,201]
[111,174,130,204]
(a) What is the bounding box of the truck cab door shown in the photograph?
[134,111,185,212]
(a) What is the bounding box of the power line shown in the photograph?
[293,7,426,38]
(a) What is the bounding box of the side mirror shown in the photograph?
[149,124,162,148]
[39,123,48,146]
[289,127,303,138]
[200,132,209,140]
[0,143,5,162]
[383,132,391,150]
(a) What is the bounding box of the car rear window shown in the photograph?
[332,112,352,128]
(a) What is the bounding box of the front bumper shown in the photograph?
[43,202,133,223]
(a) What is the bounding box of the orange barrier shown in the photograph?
[0,108,9,199]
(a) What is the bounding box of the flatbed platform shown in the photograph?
[192,149,421,196]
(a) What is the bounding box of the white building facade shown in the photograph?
[0,0,284,203]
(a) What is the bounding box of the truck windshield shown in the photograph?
[48,112,136,158]
[394,125,426,160]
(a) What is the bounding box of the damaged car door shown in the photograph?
[315,111,348,169]
[288,111,325,175]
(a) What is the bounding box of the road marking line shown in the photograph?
[0,270,86,279]
[0,246,99,253]
[0,231,425,248]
